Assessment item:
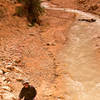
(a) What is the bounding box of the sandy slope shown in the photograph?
[0,0,76,99]
[1,0,100,100]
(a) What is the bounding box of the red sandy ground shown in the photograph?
[77,0,100,15]
[0,0,76,98]
[0,0,100,99]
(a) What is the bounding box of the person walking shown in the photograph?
[18,79,37,100]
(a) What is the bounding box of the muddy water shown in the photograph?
[42,2,100,100]
[56,14,100,100]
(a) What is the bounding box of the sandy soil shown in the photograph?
[0,0,76,99]
[1,0,100,100]
[48,0,77,8]
[77,0,100,16]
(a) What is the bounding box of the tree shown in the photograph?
[17,0,44,26]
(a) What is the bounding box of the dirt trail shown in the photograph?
[42,2,100,100]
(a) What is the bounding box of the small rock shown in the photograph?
[2,76,6,81]
[29,33,35,36]
[7,62,13,66]
[0,69,3,75]
[14,58,21,64]
[78,18,96,22]
[1,86,12,92]
[2,77,11,83]
[28,23,34,27]
[97,36,100,39]
[13,66,23,73]
[5,65,14,71]
[5,72,9,75]
[46,43,50,46]
[89,4,98,11]
[5,78,11,82]
[16,76,23,81]
[1,67,10,73]
[46,42,56,46]
[78,0,86,3]
[1,92,16,100]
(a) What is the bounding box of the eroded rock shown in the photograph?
[1,86,12,92]
[1,92,16,100]
[0,69,3,75]
[13,66,23,73]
